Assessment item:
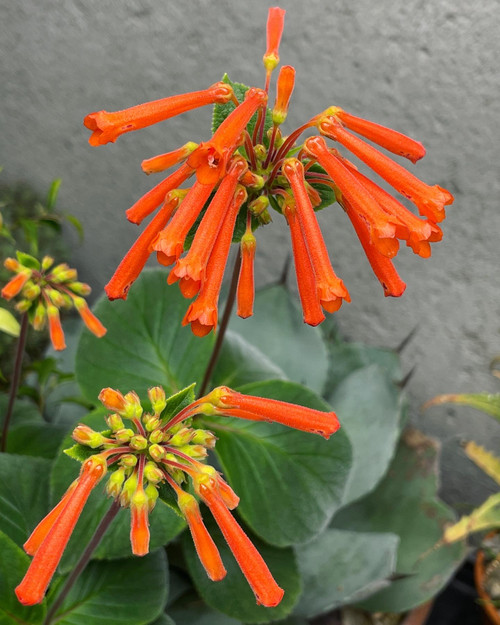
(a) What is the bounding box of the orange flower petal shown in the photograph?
[263,7,286,73]
[47,306,66,351]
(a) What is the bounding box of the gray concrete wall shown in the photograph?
[2,0,499,506]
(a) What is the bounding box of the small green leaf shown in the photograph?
[332,429,466,612]
[326,365,403,505]
[228,285,329,394]
[64,213,84,242]
[162,383,196,422]
[45,178,61,211]
[442,492,500,544]
[16,250,40,270]
[63,442,96,462]
[0,530,46,624]
[183,515,301,623]
[0,307,20,337]
[212,330,287,388]
[307,164,337,212]
[294,529,399,618]
[0,454,52,549]
[204,379,352,547]
[51,550,168,625]
[75,270,215,402]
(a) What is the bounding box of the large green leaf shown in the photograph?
[0,530,46,625]
[212,330,286,389]
[75,270,214,402]
[51,550,168,625]
[332,429,466,612]
[203,380,352,547]
[424,392,500,422]
[294,529,399,618]
[327,365,403,506]
[228,285,329,394]
[168,591,241,625]
[0,454,51,549]
[0,394,68,458]
[182,516,301,623]
[50,410,185,571]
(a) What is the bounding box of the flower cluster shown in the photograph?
[84,7,453,334]
[1,253,106,349]
[15,384,340,607]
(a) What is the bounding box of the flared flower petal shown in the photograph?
[84,82,235,146]
[282,158,350,313]
[15,456,107,606]
[318,116,453,223]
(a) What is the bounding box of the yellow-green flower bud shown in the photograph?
[123,391,143,420]
[15,299,32,313]
[106,467,126,498]
[149,429,164,445]
[254,144,267,161]
[144,461,163,484]
[115,428,134,444]
[249,196,271,224]
[69,281,91,296]
[143,413,161,432]
[179,444,207,459]
[149,444,165,462]
[106,413,124,432]
[148,386,166,416]
[130,435,148,451]
[33,302,46,330]
[169,427,194,447]
[22,281,40,300]
[120,454,138,468]
[191,429,217,448]
[47,288,66,308]
[120,473,138,507]
[51,263,77,283]
[145,483,159,512]
[72,424,106,448]
[41,256,54,271]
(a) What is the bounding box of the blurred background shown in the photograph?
[1,0,499,508]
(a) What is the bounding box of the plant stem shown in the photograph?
[198,251,241,398]
[43,501,121,625]
[1,312,29,452]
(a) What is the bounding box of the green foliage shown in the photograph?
[183,516,301,623]
[0,307,20,337]
[75,270,215,402]
[0,530,46,624]
[50,550,168,625]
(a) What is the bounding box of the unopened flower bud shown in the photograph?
[149,430,164,445]
[41,256,54,271]
[120,473,138,507]
[143,413,161,432]
[267,126,284,148]
[191,429,217,448]
[69,281,92,296]
[33,302,46,330]
[179,444,207,459]
[51,264,78,283]
[254,144,267,161]
[46,288,66,308]
[120,454,138,468]
[105,413,124,432]
[169,427,194,447]
[149,444,165,462]
[106,467,126,498]
[145,483,159,512]
[115,428,134,444]
[144,462,163,484]
[23,282,41,300]
[123,391,143,420]
[15,299,32,313]
[249,196,271,224]
[130,435,148,451]
[72,424,106,448]
[148,386,166,416]
[4,257,19,272]
[99,388,127,414]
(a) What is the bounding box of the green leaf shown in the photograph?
[0,307,20,337]
[332,429,466,612]
[306,164,337,212]
[228,285,329,394]
[204,379,352,547]
[19,221,39,256]
[424,392,500,422]
[182,515,301,623]
[442,492,500,544]
[51,550,168,625]
[212,75,273,143]
[464,441,500,485]
[162,383,196,423]
[212,330,287,388]
[0,530,46,625]
[168,591,241,625]
[16,250,40,270]
[51,410,185,570]
[294,529,399,618]
[75,270,215,402]
[326,365,403,506]
[45,178,61,211]
[64,213,84,242]
[149,615,176,625]
[0,394,69,458]
[0,454,51,549]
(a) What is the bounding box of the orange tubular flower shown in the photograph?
[284,202,325,326]
[187,88,267,185]
[168,157,248,291]
[142,142,198,175]
[282,158,350,313]
[74,299,107,337]
[325,107,426,163]
[47,306,66,351]
[183,186,248,337]
[345,199,406,297]
[1,270,31,300]
[106,191,186,300]
[237,217,257,319]
[198,386,340,439]
[272,65,295,125]
[195,476,284,607]
[318,116,453,223]
[126,163,193,225]
[304,137,399,249]
[263,7,286,75]
[175,486,227,582]
[15,456,107,606]
[84,82,235,146]
[152,180,218,264]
